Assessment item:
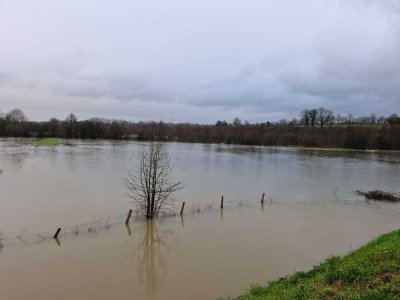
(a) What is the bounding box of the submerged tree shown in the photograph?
[124,142,183,219]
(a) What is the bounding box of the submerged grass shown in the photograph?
[216,146,260,154]
[234,230,400,300]
[36,138,61,146]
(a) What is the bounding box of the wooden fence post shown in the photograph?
[261,192,265,204]
[53,228,61,239]
[220,196,224,209]
[125,209,133,225]
[180,202,186,215]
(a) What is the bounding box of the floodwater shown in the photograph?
[1,139,400,299]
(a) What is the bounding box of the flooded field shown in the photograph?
[1,139,400,299]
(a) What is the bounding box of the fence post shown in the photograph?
[53,228,61,239]
[261,192,265,204]
[125,209,133,225]
[180,202,186,215]
[220,196,224,209]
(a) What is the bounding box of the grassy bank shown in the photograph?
[36,138,61,146]
[235,230,400,299]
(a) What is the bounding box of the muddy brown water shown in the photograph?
[1,139,400,299]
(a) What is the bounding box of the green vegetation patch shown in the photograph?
[36,138,61,146]
[235,230,400,299]
[217,146,260,153]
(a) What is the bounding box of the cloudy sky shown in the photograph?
[0,0,399,123]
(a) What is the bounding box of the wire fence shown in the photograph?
[0,195,272,250]
[3,188,395,250]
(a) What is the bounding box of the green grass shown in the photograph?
[235,230,400,299]
[217,146,260,153]
[36,138,61,146]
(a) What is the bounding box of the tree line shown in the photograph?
[1,107,400,150]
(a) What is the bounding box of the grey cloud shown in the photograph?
[0,0,399,123]
[54,73,164,101]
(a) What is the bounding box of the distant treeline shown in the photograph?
[1,108,400,150]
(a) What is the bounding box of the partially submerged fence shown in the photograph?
[0,193,271,250]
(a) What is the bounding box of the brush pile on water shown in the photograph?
[356,190,400,202]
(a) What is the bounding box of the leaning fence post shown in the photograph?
[261,192,265,204]
[220,196,224,209]
[125,209,133,225]
[53,228,61,239]
[180,202,186,215]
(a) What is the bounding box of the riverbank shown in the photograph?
[1,118,400,150]
[3,137,400,155]
[235,229,400,299]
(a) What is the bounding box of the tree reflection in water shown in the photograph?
[132,220,174,299]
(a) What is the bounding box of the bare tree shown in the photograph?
[6,108,27,122]
[386,114,400,125]
[317,107,334,127]
[309,109,318,127]
[124,142,184,219]
[300,109,311,126]
[65,113,78,138]
[5,108,28,136]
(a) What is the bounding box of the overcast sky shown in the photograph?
[1,0,399,123]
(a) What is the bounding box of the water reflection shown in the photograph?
[125,223,132,236]
[54,237,61,246]
[11,152,28,167]
[133,220,173,299]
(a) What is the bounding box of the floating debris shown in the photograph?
[356,190,400,202]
